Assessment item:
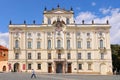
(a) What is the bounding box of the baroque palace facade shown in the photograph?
[8,6,112,75]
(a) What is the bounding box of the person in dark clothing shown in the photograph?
[31,69,36,78]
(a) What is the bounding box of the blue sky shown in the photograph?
[0,0,120,47]
[0,0,119,32]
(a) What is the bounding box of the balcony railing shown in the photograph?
[99,47,106,53]
[54,58,66,62]
[13,47,21,53]
[55,47,63,50]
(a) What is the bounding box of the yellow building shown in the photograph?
[8,6,112,75]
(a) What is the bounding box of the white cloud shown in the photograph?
[91,2,96,6]
[0,32,9,48]
[75,7,120,44]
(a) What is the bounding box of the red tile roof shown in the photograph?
[0,45,8,50]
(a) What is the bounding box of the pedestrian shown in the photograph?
[31,69,36,79]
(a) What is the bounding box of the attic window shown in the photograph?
[66,18,70,24]
[48,18,51,24]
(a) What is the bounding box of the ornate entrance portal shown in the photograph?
[14,63,19,72]
[56,63,63,73]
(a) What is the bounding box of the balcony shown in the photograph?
[55,47,63,50]
[13,47,21,53]
[99,47,106,53]
[54,58,66,62]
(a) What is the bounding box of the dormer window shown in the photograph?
[48,18,51,24]
[66,18,70,24]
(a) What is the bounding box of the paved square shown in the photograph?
[0,72,120,80]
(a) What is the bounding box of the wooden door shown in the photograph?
[67,63,72,73]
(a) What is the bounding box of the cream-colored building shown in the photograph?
[8,6,112,75]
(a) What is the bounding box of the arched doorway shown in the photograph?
[14,63,20,72]
[2,66,6,71]
[100,64,107,75]
[56,63,63,73]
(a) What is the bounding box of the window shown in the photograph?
[37,33,41,37]
[67,53,71,59]
[77,32,80,36]
[78,53,81,59]
[47,32,51,36]
[15,53,19,59]
[28,33,31,37]
[48,18,51,24]
[66,18,70,24]
[88,63,92,70]
[78,64,82,70]
[37,64,41,70]
[100,40,103,48]
[58,53,61,59]
[48,40,51,49]
[101,53,104,59]
[99,32,102,36]
[37,41,41,49]
[15,40,19,48]
[28,41,32,49]
[87,41,90,48]
[28,63,31,70]
[67,40,70,49]
[87,33,90,36]
[48,53,51,59]
[37,53,41,59]
[88,53,91,59]
[78,41,81,48]
[28,53,31,59]
[57,40,61,48]
[67,32,70,36]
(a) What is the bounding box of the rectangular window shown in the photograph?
[67,40,70,49]
[37,64,41,70]
[48,53,51,59]
[15,53,19,59]
[101,53,104,59]
[87,33,90,36]
[78,64,82,70]
[28,63,31,70]
[88,63,92,70]
[88,53,91,59]
[87,41,90,48]
[28,53,31,59]
[37,41,41,49]
[78,41,81,48]
[58,53,61,59]
[67,53,71,59]
[37,53,41,59]
[28,41,32,49]
[78,53,81,59]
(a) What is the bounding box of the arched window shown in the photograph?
[100,40,103,48]
[48,18,51,24]
[66,18,70,24]
[67,40,70,49]
[48,40,51,49]
[15,40,19,48]
[57,40,61,48]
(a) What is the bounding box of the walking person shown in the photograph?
[31,69,36,79]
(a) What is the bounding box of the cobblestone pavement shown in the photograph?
[0,72,120,80]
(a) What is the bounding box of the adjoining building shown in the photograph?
[0,45,8,72]
[8,5,113,75]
